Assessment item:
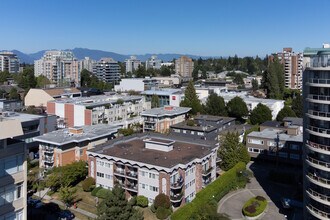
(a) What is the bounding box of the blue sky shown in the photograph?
[1,0,330,57]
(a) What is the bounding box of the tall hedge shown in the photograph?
[171,162,246,220]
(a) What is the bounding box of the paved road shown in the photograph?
[218,161,293,220]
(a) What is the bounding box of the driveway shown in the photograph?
[218,161,295,220]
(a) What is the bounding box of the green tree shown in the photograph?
[8,88,20,100]
[252,79,258,91]
[262,57,284,99]
[233,74,244,85]
[15,67,37,89]
[276,106,296,121]
[151,94,160,108]
[205,93,227,116]
[226,97,248,121]
[0,71,11,83]
[59,186,77,206]
[160,66,172,76]
[118,128,134,136]
[97,185,143,220]
[218,132,250,171]
[180,81,202,115]
[36,75,51,88]
[292,93,303,117]
[135,65,147,78]
[249,103,272,125]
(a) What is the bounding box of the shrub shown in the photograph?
[96,188,112,199]
[137,195,148,207]
[156,206,171,220]
[150,204,156,213]
[242,196,267,217]
[171,162,246,220]
[82,177,96,192]
[91,186,102,197]
[154,193,171,210]
[128,196,137,206]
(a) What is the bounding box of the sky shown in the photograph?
[1,0,330,57]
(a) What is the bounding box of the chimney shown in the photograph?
[164,106,174,111]
[68,127,84,134]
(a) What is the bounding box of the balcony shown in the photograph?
[307,204,330,220]
[44,156,54,163]
[307,110,330,121]
[307,78,330,87]
[202,167,213,176]
[306,140,330,155]
[307,94,330,103]
[307,188,330,206]
[114,180,125,187]
[170,192,183,203]
[307,125,330,138]
[170,178,184,189]
[126,183,138,192]
[44,147,54,154]
[114,169,126,177]
[126,171,138,179]
[306,156,330,172]
[202,178,211,188]
[144,125,155,130]
[307,172,330,189]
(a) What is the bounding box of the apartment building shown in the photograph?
[34,124,119,169]
[270,48,303,90]
[80,57,96,72]
[0,118,27,220]
[47,95,150,128]
[25,87,81,108]
[114,78,158,92]
[125,56,141,73]
[0,99,23,112]
[0,51,19,73]
[0,111,57,151]
[145,55,162,70]
[170,115,235,141]
[87,133,218,207]
[246,127,303,165]
[34,51,81,87]
[303,45,330,219]
[92,58,121,84]
[142,106,191,133]
[141,89,184,107]
[175,56,194,78]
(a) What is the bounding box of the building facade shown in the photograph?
[47,95,150,128]
[175,56,194,78]
[80,57,96,73]
[141,89,184,107]
[142,106,191,133]
[303,45,330,219]
[125,56,141,73]
[145,55,162,70]
[92,58,121,84]
[114,78,158,92]
[271,48,303,90]
[0,52,19,74]
[87,134,218,207]
[34,124,119,169]
[0,118,27,220]
[34,51,81,87]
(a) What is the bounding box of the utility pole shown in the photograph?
[276,132,280,169]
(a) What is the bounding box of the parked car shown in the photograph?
[281,198,303,209]
[57,210,75,220]
[27,198,41,207]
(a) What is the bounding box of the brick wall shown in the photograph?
[195,164,203,193]
[47,102,55,114]
[64,104,74,127]
[84,109,92,126]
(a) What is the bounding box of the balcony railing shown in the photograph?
[307,172,330,186]
[308,125,330,135]
[170,192,183,202]
[308,110,330,118]
[114,169,125,176]
[306,140,330,152]
[126,171,138,179]
[126,184,138,191]
[307,94,330,102]
[307,188,330,202]
[308,78,330,84]
[202,167,213,176]
[307,204,330,219]
[306,156,330,169]
[170,178,184,189]
[203,178,211,187]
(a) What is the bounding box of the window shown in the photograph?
[97,160,104,167]
[140,171,146,177]
[97,172,104,178]
[141,183,147,189]
[183,130,187,134]
[290,144,300,151]
[279,152,288,158]
[290,154,300,160]
[0,154,24,177]
[248,139,264,145]
[149,186,158,192]
[105,174,112,179]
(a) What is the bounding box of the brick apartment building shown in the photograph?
[87,133,218,207]
[34,124,119,169]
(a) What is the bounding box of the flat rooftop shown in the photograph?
[89,133,216,169]
[248,128,302,142]
[219,92,284,105]
[49,95,144,107]
[170,121,216,132]
[141,89,183,96]
[34,124,120,145]
[142,106,191,117]
[0,111,45,122]
[195,115,235,123]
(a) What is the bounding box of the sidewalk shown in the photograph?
[34,188,98,219]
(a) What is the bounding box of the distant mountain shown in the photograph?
[3,48,213,64]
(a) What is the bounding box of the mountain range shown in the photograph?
[3,48,213,64]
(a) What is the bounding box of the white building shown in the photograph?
[80,57,96,72]
[114,78,158,92]
[92,58,120,84]
[125,56,141,73]
[145,55,162,70]
[141,89,184,107]
[0,51,19,73]
[87,133,218,207]
[34,51,81,87]
[219,92,285,120]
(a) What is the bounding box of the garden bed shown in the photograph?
[242,196,267,219]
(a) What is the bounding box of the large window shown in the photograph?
[0,183,23,207]
[0,154,24,177]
